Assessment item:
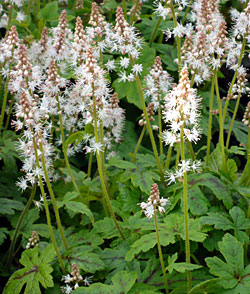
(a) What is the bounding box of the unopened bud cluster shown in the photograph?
[139,183,169,219]
[26,231,39,249]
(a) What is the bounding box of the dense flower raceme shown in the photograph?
[159,0,249,85]
[162,67,201,146]
[162,67,202,184]
[145,56,173,110]
[139,183,169,219]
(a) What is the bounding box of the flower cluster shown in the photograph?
[61,264,92,293]
[145,56,173,109]
[139,183,169,218]
[26,231,39,249]
[165,159,202,185]
[162,67,201,146]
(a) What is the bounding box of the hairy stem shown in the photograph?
[225,92,241,149]
[4,98,14,131]
[129,0,140,25]
[215,72,226,170]
[129,55,165,182]
[170,1,182,74]
[92,86,125,240]
[6,184,37,266]
[131,125,146,163]
[158,97,164,157]
[206,75,215,166]
[122,0,127,20]
[222,38,246,125]
[39,141,69,250]
[33,137,66,272]
[0,71,10,131]
[149,16,163,47]
[180,126,192,291]
[165,146,173,169]
[56,96,80,194]
[87,151,93,178]
[154,208,169,293]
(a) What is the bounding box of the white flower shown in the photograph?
[83,276,93,286]
[62,274,73,284]
[16,177,28,191]
[16,11,26,22]
[106,60,116,71]
[165,171,176,185]
[178,160,191,173]
[191,160,202,173]
[144,204,155,218]
[120,57,130,69]
[132,64,143,75]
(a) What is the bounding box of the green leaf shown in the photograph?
[169,262,202,274]
[201,207,250,244]
[0,227,8,245]
[188,186,209,216]
[63,200,94,223]
[164,214,207,242]
[108,156,136,169]
[64,131,85,149]
[226,159,238,181]
[38,2,59,21]
[206,234,245,290]
[228,146,246,155]
[0,198,24,215]
[65,247,105,273]
[73,271,137,294]
[125,229,175,262]
[111,270,137,293]
[4,246,55,294]
[190,173,233,209]
[93,217,121,239]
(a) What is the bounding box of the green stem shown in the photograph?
[32,138,66,273]
[187,140,195,161]
[122,0,127,20]
[158,96,163,157]
[170,1,181,74]
[6,5,13,33]
[131,125,146,163]
[149,16,162,47]
[129,55,165,182]
[0,71,10,131]
[190,74,195,88]
[92,87,125,240]
[56,96,80,194]
[87,151,93,178]
[6,184,37,266]
[4,98,14,131]
[32,0,38,24]
[175,145,180,168]
[215,72,226,170]
[129,0,139,25]
[225,92,241,149]
[165,146,173,169]
[36,0,40,14]
[206,75,215,167]
[154,208,169,293]
[222,38,246,125]
[39,140,69,250]
[181,0,193,25]
[248,126,250,164]
[180,126,192,291]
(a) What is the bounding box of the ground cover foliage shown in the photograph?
[0,0,250,293]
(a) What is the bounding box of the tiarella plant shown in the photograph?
[0,0,250,294]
